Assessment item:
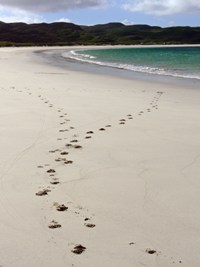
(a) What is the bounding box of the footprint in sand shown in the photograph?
[50,180,60,185]
[70,139,78,143]
[64,160,73,164]
[56,204,68,211]
[49,149,61,153]
[48,220,62,229]
[49,150,56,153]
[74,145,83,149]
[71,245,86,255]
[47,169,56,173]
[35,189,49,196]
[37,165,44,168]
[55,157,67,162]
[66,144,73,148]
[119,119,126,122]
[146,248,157,255]
[65,144,82,149]
[127,114,133,119]
[85,223,96,228]
[60,151,69,155]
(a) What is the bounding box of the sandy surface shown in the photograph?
[0,47,200,267]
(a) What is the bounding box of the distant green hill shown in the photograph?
[0,21,199,46]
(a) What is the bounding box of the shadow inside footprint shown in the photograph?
[35,189,48,196]
[71,245,86,255]
[60,152,69,155]
[47,169,56,173]
[85,223,96,228]
[74,145,82,149]
[66,144,73,148]
[70,140,78,143]
[64,160,73,164]
[50,181,60,185]
[48,220,62,229]
[49,150,56,153]
[56,204,68,211]
[146,249,157,255]
[86,131,94,134]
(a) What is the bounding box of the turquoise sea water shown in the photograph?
[63,46,200,80]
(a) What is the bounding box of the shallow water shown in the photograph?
[64,46,200,80]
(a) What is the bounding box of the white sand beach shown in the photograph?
[0,46,200,267]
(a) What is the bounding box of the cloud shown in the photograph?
[0,0,108,12]
[123,0,200,16]
[122,19,134,25]
[0,6,43,23]
[55,17,71,23]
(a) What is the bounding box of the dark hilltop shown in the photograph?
[0,21,199,46]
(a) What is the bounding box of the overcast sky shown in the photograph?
[0,0,199,26]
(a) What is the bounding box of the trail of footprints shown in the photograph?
[34,89,167,257]
[8,87,183,263]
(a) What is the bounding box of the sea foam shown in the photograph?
[62,49,200,80]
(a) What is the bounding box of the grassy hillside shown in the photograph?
[0,21,199,46]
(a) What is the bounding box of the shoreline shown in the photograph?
[0,47,200,266]
[34,45,200,90]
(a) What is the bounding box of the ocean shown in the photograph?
[63,46,200,80]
